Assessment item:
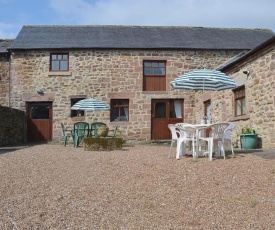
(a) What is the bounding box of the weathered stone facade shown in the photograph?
[0,55,9,106]
[211,40,275,149]
[8,49,240,142]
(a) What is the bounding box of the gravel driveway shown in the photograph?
[0,144,274,229]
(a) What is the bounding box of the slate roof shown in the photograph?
[217,35,275,71]
[0,39,14,53]
[9,25,274,50]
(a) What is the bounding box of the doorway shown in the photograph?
[27,102,53,142]
[151,99,183,140]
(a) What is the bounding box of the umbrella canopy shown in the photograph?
[71,98,109,111]
[170,69,237,91]
[170,69,237,122]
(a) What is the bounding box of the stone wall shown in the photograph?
[0,55,9,106]
[209,45,275,149]
[0,105,26,146]
[7,49,240,142]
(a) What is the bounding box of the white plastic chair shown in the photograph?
[176,125,195,159]
[222,122,235,155]
[168,124,181,158]
[199,123,230,161]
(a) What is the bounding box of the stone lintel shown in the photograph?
[22,92,55,102]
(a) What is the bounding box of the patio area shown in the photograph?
[0,144,274,229]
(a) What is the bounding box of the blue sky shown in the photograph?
[1,0,275,38]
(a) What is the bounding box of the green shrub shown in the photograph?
[241,126,257,134]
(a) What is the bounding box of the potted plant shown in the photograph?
[97,124,109,137]
[240,126,258,149]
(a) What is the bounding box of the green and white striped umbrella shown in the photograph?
[170,69,236,121]
[71,98,109,111]
[170,69,237,91]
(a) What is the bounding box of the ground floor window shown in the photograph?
[111,99,129,121]
[71,98,85,117]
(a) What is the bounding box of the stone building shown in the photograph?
[1,25,274,146]
[216,35,275,149]
[0,39,13,106]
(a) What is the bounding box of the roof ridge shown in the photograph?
[22,25,273,32]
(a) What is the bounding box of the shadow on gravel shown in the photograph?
[234,149,275,160]
[0,145,33,155]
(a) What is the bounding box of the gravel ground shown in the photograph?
[0,144,274,229]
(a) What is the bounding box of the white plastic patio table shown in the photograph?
[176,123,211,158]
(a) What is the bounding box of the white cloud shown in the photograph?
[48,0,275,31]
[2,0,274,38]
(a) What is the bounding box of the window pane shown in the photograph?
[155,102,166,118]
[63,54,68,60]
[158,63,165,67]
[144,68,154,75]
[170,100,182,118]
[151,63,158,67]
[236,100,241,116]
[51,61,59,70]
[31,105,49,119]
[144,62,151,67]
[123,108,128,120]
[52,55,57,60]
[60,61,68,70]
[119,108,128,120]
[155,67,164,75]
[111,108,119,121]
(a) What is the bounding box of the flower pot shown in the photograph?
[240,134,258,149]
[97,125,109,137]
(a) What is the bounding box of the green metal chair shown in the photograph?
[61,122,73,147]
[90,122,107,138]
[73,122,89,147]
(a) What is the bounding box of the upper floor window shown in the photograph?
[71,98,85,117]
[143,61,166,91]
[111,99,129,122]
[233,86,246,116]
[50,53,69,71]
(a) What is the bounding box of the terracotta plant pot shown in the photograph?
[97,125,109,137]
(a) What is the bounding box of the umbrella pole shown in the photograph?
[201,79,204,123]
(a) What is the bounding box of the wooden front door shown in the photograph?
[27,102,53,142]
[151,99,183,140]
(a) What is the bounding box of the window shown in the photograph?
[233,86,246,116]
[31,105,50,119]
[50,53,69,71]
[143,61,166,91]
[71,98,85,117]
[111,99,129,121]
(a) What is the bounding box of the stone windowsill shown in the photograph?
[229,114,250,122]
[48,71,72,76]
[143,91,168,94]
